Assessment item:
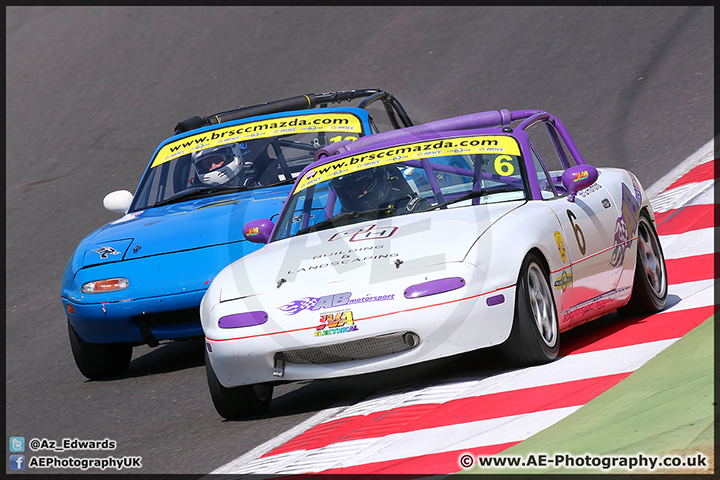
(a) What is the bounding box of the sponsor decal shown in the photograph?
[576,182,601,198]
[279,292,395,315]
[554,270,573,291]
[315,310,358,337]
[246,226,259,236]
[621,183,640,236]
[554,231,566,263]
[609,183,640,268]
[92,246,121,259]
[152,112,363,167]
[110,211,142,225]
[602,198,611,209]
[329,224,398,242]
[573,170,589,182]
[295,135,520,193]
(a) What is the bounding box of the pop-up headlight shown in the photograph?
[404,277,465,299]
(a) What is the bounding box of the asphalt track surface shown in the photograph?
[5,6,714,476]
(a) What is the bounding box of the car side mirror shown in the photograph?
[103,190,134,214]
[562,165,598,202]
[243,219,274,244]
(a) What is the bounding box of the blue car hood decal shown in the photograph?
[82,188,290,268]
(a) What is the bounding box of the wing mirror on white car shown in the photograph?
[561,165,598,202]
[103,190,134,214]
[243,218,275,244]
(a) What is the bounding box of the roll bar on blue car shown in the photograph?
[314,109,586,169]
[173,89,414,135]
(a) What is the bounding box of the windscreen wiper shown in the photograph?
[152,185,249,208]
[296,207,395,235]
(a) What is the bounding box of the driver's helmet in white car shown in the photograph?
[330,167,391,212]
[192,144,243,186]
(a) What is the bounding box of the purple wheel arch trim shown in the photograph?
[404,277,466,299]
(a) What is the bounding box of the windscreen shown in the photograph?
[130,111,366,211]
[272,135,527,241]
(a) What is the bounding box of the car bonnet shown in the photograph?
[218,201,523,303]
[82,188,289,268]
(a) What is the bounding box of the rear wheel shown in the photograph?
[619,212,668,316]
[68,319,132,380]
[501,252,559,366]
[205,350,273,420]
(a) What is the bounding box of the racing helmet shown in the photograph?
[192,144,243,186]
[329,167,390,212]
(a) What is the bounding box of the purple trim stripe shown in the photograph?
[486,294,505,306]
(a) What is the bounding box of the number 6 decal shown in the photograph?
[566,210,586,255]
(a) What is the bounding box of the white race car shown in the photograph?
[200,108,668,419]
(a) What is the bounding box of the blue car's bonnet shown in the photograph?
[82,187,290,268]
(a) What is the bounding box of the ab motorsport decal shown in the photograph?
[315,310,358,337]
[92,246,121,259]
[295,135,521,193]
[152,112,363,167]
[329,224,398,242]
[279,292,395,315]
[554,270,573,291]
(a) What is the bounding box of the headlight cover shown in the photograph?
[81,278,129,294]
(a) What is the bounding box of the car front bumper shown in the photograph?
[63,290,205,344]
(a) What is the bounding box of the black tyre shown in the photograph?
[67,319,132,380]
[501,252,560,366]
[619,212,668,316]
[205,350,273,420]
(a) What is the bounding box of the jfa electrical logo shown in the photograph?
[9,454,25,470]
[10,437,25,452]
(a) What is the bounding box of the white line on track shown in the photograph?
[651,178,715,213]
[235,407,583,474]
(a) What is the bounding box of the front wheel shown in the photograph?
[619,212,668,316]
[501,252,559,366]
[68,319,132,380]
[205,350,273,420]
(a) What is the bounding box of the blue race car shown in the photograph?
[61,89,414,379]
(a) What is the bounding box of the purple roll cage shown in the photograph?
[270,109,588,240]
